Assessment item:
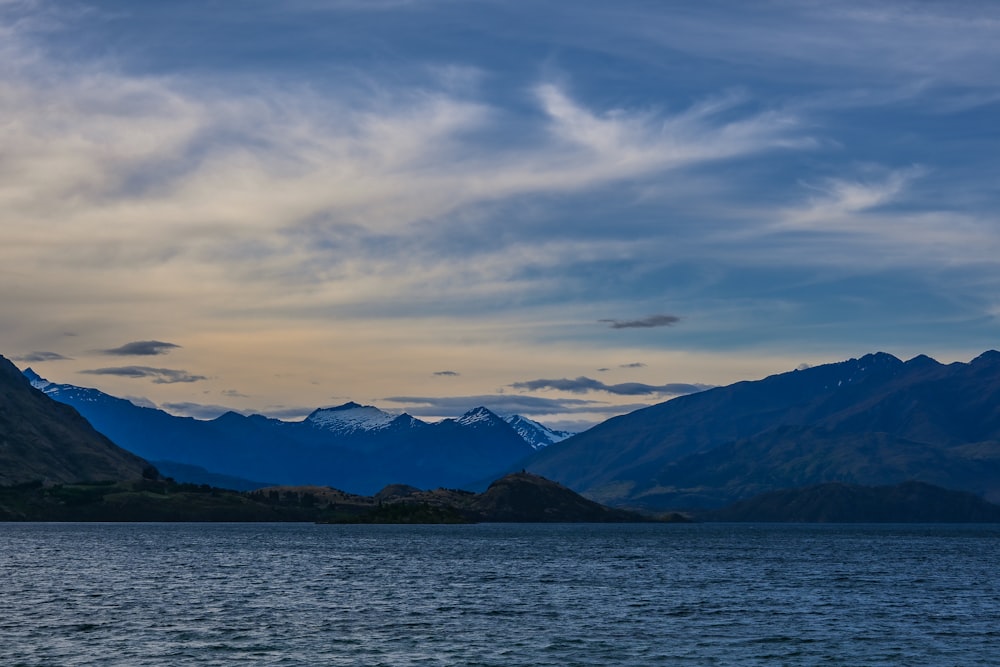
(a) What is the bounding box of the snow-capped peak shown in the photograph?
[305,402,421,434]
[456,406,501,427]
[23,367,52,391]
[503,414,575,449]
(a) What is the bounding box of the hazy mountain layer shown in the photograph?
[23,371,536,494]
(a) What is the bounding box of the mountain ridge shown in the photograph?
[524,350,1000,509]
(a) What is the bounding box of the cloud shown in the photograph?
[258,406,318,420]
[604,2,1000,91]
[102,340,182,356]
[222,389,249,398]
[382,393,613,417]
[433,370,460,376]
[2,1,998,419]
[0,5,808,309]
[620,362,646,368]
[510,376,711,396]
[599,314,681,329]
[787,168,924,228]
[13,351,72,362]
[80,366,206,384]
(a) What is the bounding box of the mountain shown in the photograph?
[304,402,428,451]
[0,356,150,484]
[23,370,535,493]
[525,351,1000,510]
[502,414,574,449]
[702,481,1000,523]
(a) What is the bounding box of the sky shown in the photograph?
[3,0,999,430]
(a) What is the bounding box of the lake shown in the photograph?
[3,522,999,665]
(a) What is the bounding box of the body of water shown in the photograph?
[2,522,999,665]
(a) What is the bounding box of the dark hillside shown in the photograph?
[0,356,149,484]
[526,352,1000,509]
[702,481,1000,523]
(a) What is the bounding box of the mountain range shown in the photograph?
[11,350,1000,517]
[24,369,567,494]
[525,351,1000,510]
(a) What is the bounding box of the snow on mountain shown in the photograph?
[24,369,111,405]
[503,414,576,450]
[23,367,51,391]
[455,406,502,428]
[22,368,570,451]
[306,401,425,434]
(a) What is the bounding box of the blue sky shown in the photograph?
[3,0,999,429]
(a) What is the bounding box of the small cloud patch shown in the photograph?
[434,370,461,376]
[599,314,680,329]
[13,351,72,362]
[102,340,181,356]
[80,366,206,384]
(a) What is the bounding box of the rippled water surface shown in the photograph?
[3,522,999,666]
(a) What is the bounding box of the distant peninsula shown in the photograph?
[0,472,655,523]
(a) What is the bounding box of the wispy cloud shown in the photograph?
[533,84,808,188]
[620,362,646,368]
[600,314,680,329]
[510,377,711,396]
[80,366,206,384]
[382,393,612,417]
[608,2,1000,91]
[13,351,72,362]
[433,370,460,376]
[788,168,923,228]
[101,340,181,356]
